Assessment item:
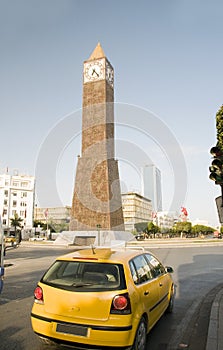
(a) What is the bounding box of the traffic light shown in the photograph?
[209,146,223,184]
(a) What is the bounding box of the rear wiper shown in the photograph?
[72,282,94,287]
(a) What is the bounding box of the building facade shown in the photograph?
[122,192,152,232]
[153,211,179,232]
[0,172,35,230]
[35,206,71,226]
[141,164,162,212]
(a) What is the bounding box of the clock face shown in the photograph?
[84,60,104,82]
[106,62,114,87]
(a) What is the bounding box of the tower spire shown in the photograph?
[88,42,105,60]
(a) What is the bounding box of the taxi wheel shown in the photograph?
[131,317,147,350]
[166,287,174,313]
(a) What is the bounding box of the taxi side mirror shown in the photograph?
[165,266,174,273]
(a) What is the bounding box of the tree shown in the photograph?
[42,222,56,233]
[216,105,223,149]
[147,222,160,238]
[134,222,148,233]
[209,106,223,213]
[174,221,192,235]
[33,220,44,228]
[192,224,215,236]
[10,213,23,243]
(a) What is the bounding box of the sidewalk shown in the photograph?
[206,286,223,350]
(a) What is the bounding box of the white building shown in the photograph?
[141,164,162,212]
[0,172,35,230]
[153,211,179,231]
[122,192,152,232]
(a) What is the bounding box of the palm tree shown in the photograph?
[10,213,23,243]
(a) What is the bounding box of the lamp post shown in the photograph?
[0,215,5,294]
[34,204,37,237]
[44,208,49,239]
[96,224,102,246]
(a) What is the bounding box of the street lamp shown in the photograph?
[0,215,5,293]
[96,224,102,246]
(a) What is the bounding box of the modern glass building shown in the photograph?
[141,164,162,212]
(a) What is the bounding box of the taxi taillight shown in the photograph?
[110,293,131,314]
[34,286,44,304]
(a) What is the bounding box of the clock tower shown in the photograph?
[69,43,125,231]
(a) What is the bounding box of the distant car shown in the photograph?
[135,233,146,241]
[213,231,222,239]
[4,235,17,246]
[31,247,174,350]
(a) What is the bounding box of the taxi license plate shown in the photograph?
[56,323,88,336]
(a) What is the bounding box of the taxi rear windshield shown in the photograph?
[41,261,126,291]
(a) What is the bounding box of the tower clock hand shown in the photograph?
[92,68,99,77]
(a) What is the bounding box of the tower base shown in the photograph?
[54,230,134,246]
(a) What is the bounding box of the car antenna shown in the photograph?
[91,245,96,254]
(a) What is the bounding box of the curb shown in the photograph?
[206,288,223,350]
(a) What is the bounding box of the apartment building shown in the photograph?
[121,192,152,232]
[0,172,35,230]
[153,211,179,231]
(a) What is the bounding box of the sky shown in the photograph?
[1,0,223,227]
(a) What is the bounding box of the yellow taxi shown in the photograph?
[31,247,174,350]
[5,234,17,246]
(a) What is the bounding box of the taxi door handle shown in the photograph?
[144,290,149,295]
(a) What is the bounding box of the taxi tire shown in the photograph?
[131,316,147,350]
[166,287,174,313]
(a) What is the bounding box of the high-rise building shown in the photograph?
[0,171,35,230]
[69,43,124,231]
[141,164,162,212]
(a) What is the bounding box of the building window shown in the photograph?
[12,210,17,215]
[20,211,25,217]
[21,182,28,188]
[3,209,7,216]
[20,202,27,207]
[12,200,17,207]
[5,181,9,186]
[12,192,17,196]
[21,192,27,198]
[3,219,6,225]
[4,199,8,206]
[12,181,19,187]
[4,190,8,197]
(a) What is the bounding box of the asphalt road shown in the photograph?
[1,241,223,350]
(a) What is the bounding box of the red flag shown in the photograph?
[181,207,188,216]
